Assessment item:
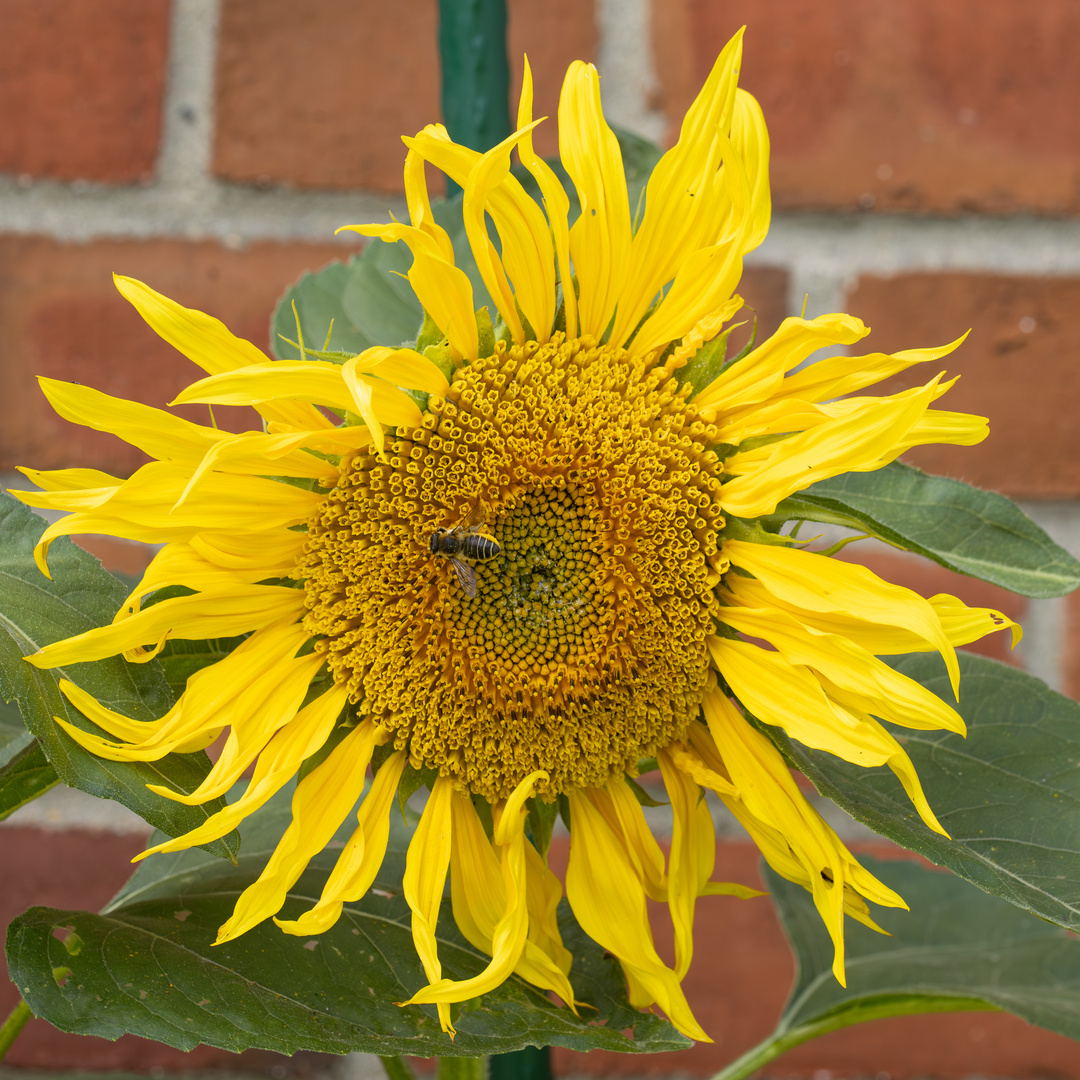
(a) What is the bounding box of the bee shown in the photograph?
[429,505,500,599]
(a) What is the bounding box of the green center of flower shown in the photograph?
[300,334,727,802]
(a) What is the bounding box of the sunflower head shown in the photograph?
[302,334,726,802]
[14,28,1018,1045]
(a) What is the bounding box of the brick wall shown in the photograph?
[1,1,1078,1078]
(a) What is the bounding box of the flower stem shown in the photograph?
[378,1055,418,1080]
[436,1057,487,1080]
[0,998,31,1063]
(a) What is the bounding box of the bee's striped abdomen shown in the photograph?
[461,533,500,561]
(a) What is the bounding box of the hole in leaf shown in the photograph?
[52,966,71,987]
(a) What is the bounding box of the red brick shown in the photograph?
[652,0,1080,214]
[730,265,789,355]
[0,824,329,1074]
[213,0,596,192]
[0,0,168,183]
[843,273,1080,499]
[72,535,157,578]
[838,550,1026,666]
[0,236,359,475]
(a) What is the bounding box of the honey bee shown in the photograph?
[429,505,500,599]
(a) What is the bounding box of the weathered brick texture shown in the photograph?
[653,0,1080,213]
[0,237,357,475]
[0,0,169,183]
[213,0,597,192]
[843,272,1080,499]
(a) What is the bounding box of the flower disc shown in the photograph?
[301,334,727,801]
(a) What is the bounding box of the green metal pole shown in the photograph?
[434,5,549,1074]
[437,0,513,196]
[488,1044,553,1080]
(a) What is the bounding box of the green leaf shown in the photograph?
[0,492,236,857]
[0,738,57,822]
[0,680,59,819]
[764,651,1080,932]
[7,781,690,1059]
[716,856,1080,1080]
[773,460,1080,598]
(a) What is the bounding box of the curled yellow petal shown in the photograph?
[275,747,406,935]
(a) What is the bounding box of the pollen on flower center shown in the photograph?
[300,334,728,802]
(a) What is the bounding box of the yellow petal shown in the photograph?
[37,377,228,463]
[215,719,383,943]
[404,147,456,262]
[28,585,304,668]
[275,747,407,935]
[930,594,1023,649]
[401,775,455,1034]
[611,32,745,349]
[658,748,715,977]
[558,61,632,339]
[694,313,869,414]
[517,55,577,340]
[147,647,324,803]
[708,636,895,768]
[700,694,906,983]
[721,377,942,518]
[628,123,751,358]
[718,598,965,735]
[730,89,771,251]
[136,685,349,858]
[341,358,426,426]
[777,336,968,404]
[403,771,546,1009]
[114,274,330,431]
[723,541,960,696]
[565,788,711,1042]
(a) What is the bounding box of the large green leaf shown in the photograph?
[714,857,1080,1080]
[764,652,1080,931]
[773,461,1080,598]
[0,492,236,856]
[7,780,689,1059]
[0,695,57,820]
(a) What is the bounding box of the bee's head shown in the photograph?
[429,530,441,554]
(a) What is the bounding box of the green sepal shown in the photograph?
[396,760,439,820]
[676,320,744,396]
[624,775,667,808]
[416,310,445,353]
[719,517,790,545]
[423,342,456,385]
[476,306,496,358]
[526,796,558,857]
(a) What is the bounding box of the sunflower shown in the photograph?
[14,30,1019,1043]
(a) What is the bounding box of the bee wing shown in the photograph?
[450,558,478,599]
[462,502,486,529]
